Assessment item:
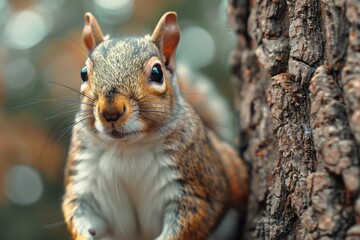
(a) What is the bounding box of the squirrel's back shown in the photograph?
[177,63,235,142]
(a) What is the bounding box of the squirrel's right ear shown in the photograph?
[83,12,104,52]
[151,12,180,74]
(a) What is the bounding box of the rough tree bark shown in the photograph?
[227,0,360,239]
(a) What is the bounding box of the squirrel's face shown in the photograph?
[79,37,178,142]
[78,12,180,143]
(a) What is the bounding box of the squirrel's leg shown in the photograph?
[62,195,108,240]
[156,196,225,240]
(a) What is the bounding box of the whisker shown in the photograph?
[181,92,209,96]
[98,138,111,149]
[44,81,94,101]
[106,144,122,206]
[140,109,234,130]
[37,113,77,163]
[134,115,167,139]
[65,36,89,58]
[11,98,94,110]
[11,99,58,110]
[46,102,95,119]
[44,103,80,119]
[57,116,91,143]
[42,109,92,123]
[43,220,66,229]
[131,91,164,106]
[132,90,233,130]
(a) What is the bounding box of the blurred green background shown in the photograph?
[0,0,235,239]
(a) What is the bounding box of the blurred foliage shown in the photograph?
[0,0,235,239]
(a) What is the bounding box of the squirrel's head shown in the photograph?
[79,12,180,143]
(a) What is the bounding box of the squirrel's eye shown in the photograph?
[80,66,88,82]
[149,64,163,84]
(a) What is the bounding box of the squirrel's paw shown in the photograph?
[74,215,107,240]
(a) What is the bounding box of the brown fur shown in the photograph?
[62,124,85,238]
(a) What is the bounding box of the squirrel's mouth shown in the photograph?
[108,130,139,139]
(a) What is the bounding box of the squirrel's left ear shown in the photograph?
[151,12,180,74]
[83,12,104,52]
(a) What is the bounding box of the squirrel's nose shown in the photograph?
[98,95,129,124]
[101,107,126,122]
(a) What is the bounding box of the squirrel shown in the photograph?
[62,11,248,240]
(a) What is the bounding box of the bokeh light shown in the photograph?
[0,0,7,11]
[92,0,134,25]
[178,26,216,69]
[3,9,51,49]
[5,165,43,206]
[4,57,36,94]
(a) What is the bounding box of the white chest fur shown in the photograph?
[72,143,180,240]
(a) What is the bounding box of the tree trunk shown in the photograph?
[227,0,360,239]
